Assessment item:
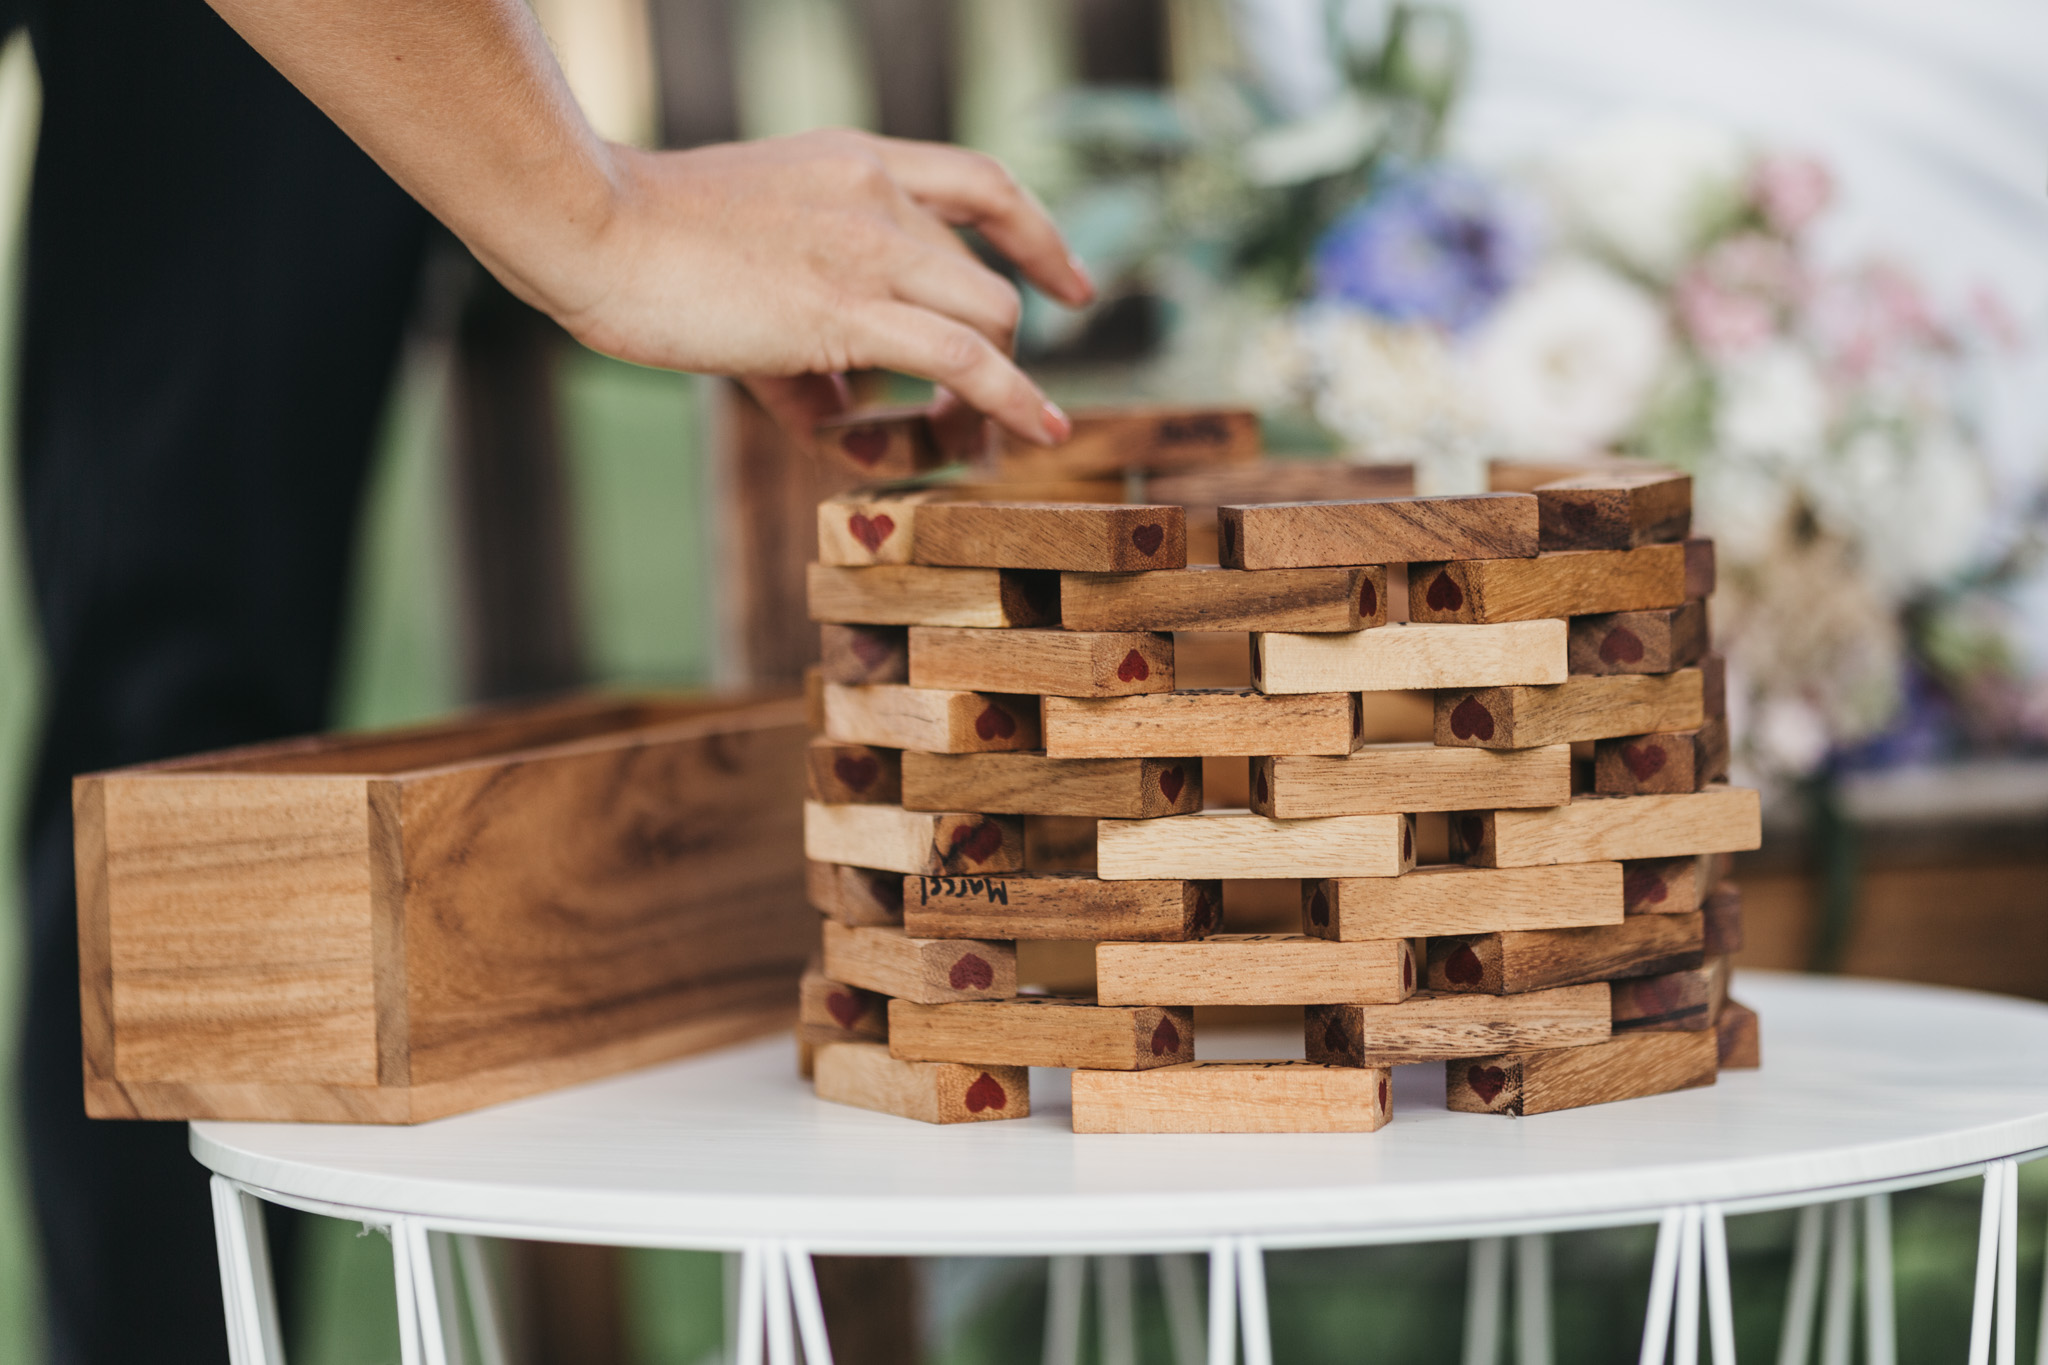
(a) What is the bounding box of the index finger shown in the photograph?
[866,138,1096,310]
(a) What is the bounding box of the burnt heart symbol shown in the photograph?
[1624,866,1668,907]
[1116,650,1150,682]
[964,1073,1007,1112]
[1322,1016,1349,1055]
[1308,886,1330,927]
[1425,570,1464,612]
[1600,626,1645,665]
[833,755,880,791]
[1467,1065,1508,1104]
[849,632,893,667]
[840,427,888,468]
[1445,945,1484,985]
[1157,766,1185,802]
[1458,815,1485,853]
[950,953,995,990]
[825,991,862,1029]
[1130,523,1165,555]
[847,512,895,552]
[1622,743,1667,781]
[974,705,1017,740]
[1150,1017,1181,1055]
[1449,697,1496,741]
[949,821,1005,864]
[1359,577,1379,616]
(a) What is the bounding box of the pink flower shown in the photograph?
[1752,154,1833,238]
[1809,259,1946,380]
[1675,234,1805,358]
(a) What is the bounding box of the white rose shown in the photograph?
[1546,115,1748,280]
[1712,343,1830,466]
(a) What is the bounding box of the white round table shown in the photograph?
[192,973,2048,1365]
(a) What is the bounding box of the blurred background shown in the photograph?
[2,0,2047,1360]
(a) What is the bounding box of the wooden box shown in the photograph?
[76,693,812,1123]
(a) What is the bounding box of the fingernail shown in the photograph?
[1041,400,1071,444]
[1067,254,1096,301]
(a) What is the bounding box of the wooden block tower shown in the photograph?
[795,408,1761,1131]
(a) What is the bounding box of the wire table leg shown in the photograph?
[1820,1203,1856,1365]
[1516,1235,1554,1365]
[1676,1207,1705,1365]
[1703,1207,1736,1365]
[784,1247,835,1365]
[395,1220,451,1365]
[764,1241,798,1365]
[1969,1163,2006,1365]
[1777,1205,1825,1365]
[1641,1208,1687,1365]
[1207,1240,1238,1365]
[1998,1160,2019,1365]
[1235,1241,1273,1365]
[1097,1256,1137,1365]
[1158,1253,1206,1365]
[427,1233,470,1365]
[1043,1255,1085,1365]
[453,1236,510,1365]
[1861,1195,1894,1365]
[733,1243,767,1365]
[2037,1186,2048,1365]
[1464,1238,1507,1365]
[209,1177,285,1365]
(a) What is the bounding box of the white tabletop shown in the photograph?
[191,973,2048,1254]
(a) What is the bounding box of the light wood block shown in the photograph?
[1252,743,1570,817]
[1446,1031,1717,1115]
[1435,670,1705,750]
[799,965,888,1043]
[1594,718,1729,795]
[1145,461,1414,511]
[902,750,1202,818]
[805,738,902,805]
[813,1042,1027,1124]
[805,860,904,926]
[816,489,948,566]
[76,693,812,1123]
[905,872,1221,941]
[1621,854,1725,915]
[818,624,909,685]
[1568,601,1708,676]
[1408,545,1687,624]
[1488,455,1674,493]
[1043,689,1359,759]
[807,563,1059,628]
[1611,956,1728,1034]
[1716,999,1760,1069]
[1218,494,1538,569]
[1428,913,1704,995]
[1061,566,1388,633]
[823,683,1040,754]
[1096,933,1418,1006]
[819,922,1015,1004]
[1303,863,1623,940]
[1098,810,1414,881]
[1703,881,1745,955]
[1071,1060,1391,1133]
[912,502,1187,572]
[994,406,1261,479]
[813,406,946,479]
[1452,787,1763,867]
[1535,470,1692,551]
[1685,538,1717,600]
[1307,984,1611,1066]
[1251,621,1567,694]
[803,802,1024,877]
[908,627,1173,697]
[889,996,1194,1070]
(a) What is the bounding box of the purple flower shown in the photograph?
[1312,168,1536,331]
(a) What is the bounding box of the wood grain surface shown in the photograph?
[1610,956,1728,1034]
[1096,933,1418,1006]
[1534,470,1691,551]
[806,563,1060,628]
[993,406,1261,479]
[1218,493,1536,569]
[1097,809,1414,880]
[813,1042,1028,1124]
[1567,601,1708,676]
[805,860,905,926]
[1061,565,1387,633]
[1452,787,1762,867]
[1252,620,1566,694]
[1043,688,1359,758]
[1143,461,1414,511]
[819,922,1016,1005]
[1703,880,1745,955]
[888,996,1194,1070]
[1716,999,1760,1068]
[798,964,889,1044]
[908,626,1173,697]
[1407,545,1687,624]
[901,750,1202,818]
[1620,854,1725,915]
[1306,984,1611,1066]
[1593,717,1729,795]
[1302,862,1623,940]
[1252,742,1570,817]
[818,624,909,685]
[904,872,1220,941]
[1070,1060,1392,1133]
[1427,913,1705,995]
[912,502,1188,572]
[816,489,950,566]
[812,407,946,480]
[803,801,1024,877]
[1434,670,1705,750]
[822,683,1041,754]
[1445,1030,1717,1115]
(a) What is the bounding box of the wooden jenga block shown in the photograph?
[994,406,1261,479]
[901,750,1202,819]
[1716,999,1760,1068]
[1251,743,1570,817]
[814,1042,1027,1124]
[1436,670,1705,750]
[1307,984,1611,1066]
[1703,881,1745,955]
[1070,1061,1391,1133]
[820,922,1016,1004]
[805,665,826,732]
[1144,461,1415,510]
[1568,602,1708,676]
[1610,956,1728,1034]
[823,683,1040,754]
[1096,933,1418,1006]
[806,859,905,926]
[904,872,1221,941]
[1303,863,1622,940]
[1408,544,1687,624]
[1043,688,1359,759]
[807,563,1059,628]
[1446,1031,1717,1115]
[1251,621,1567,694]
[819,624,909,685]
[910,502,1188,572]
[1025,814,1097,872]
[1452,787,1762,867]
[1097,810,1415,881]
[803,802,1024,877]
[816,489,949,566]
[1061,566,1388,633]
[805,738,902,805]
[1534,471,1692,551]
[797,1036,816,1079]
[888,996,1194,1070]
[1218,494,1538,569]
[799,965,888,1043]
[1685,538,1716,600]
[1621,854,1722,915]
[813,407,947,479]
[1427,914,1704,995]
[1699,652,1727,719]
[1593,718,1729,795]
[907,627,1173,697]
[1489,455,1673,494]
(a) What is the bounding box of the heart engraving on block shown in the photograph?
[1449,697,1496,741]
[1467,1065,1507,1104]
[949,953,995,990]
[964,1073,1007,1112]
[1425,570,1464,612]
[974,704,1017,740]
[1601,626,1645,665]
[1130,523,1165,555]
[833,755,880,791]
[1622,742,1668,781]
[1116,650,1150,682]
[840,427,888,468]
[847,511,895,552]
